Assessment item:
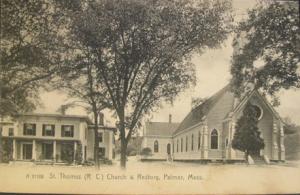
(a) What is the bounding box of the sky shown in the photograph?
[35,0,300,125]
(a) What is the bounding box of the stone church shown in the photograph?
[141,85,285,163]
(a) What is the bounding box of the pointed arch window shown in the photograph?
[198,131,201,150]
[211,129,218,149]
[186,136,188,152]
[154,140,159,153]
[191,134,194,151]
[181,138,183,152]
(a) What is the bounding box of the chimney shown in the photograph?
[169,114,172,123]
[60,105,67,115]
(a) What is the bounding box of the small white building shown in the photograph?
[141,115,179,160]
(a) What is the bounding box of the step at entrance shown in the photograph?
[167,154,173,162]
[251,155,267,165]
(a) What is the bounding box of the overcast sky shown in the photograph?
[35,0,300,125]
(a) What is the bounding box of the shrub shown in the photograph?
[1,139,13,163]
[126,145,137,156]
[140,147,152,157]
[75,143,83,165]
[103,158,113,165]
[61,143,74,164]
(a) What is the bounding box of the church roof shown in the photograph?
[173,85,231,134]
[144,84,283,137]
[144,122,180,137]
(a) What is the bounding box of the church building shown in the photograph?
[141,85,285,163]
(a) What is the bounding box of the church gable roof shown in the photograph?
[144,122,180,137]
[174,85,231,134]
[232,90,283,122]
[145,84,283,137]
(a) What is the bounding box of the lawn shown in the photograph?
[0,158,300,194]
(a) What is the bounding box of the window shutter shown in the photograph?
[23,124,26,135]
[52,125,55,136]
[33,124,36,135]
[42,125,45,136]
[71,126,74,137]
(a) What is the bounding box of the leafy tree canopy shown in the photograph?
[0,0,67,115]
[66,0,233,168]
[230,1,300,105]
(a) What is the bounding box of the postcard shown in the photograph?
[1,0,299,194]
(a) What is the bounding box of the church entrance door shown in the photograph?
[167,143,171,155]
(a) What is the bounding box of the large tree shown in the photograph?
[0,0,68,115]
[0,0,67,162]
[64,0,233,168]
[55,61,112,168]
[50,0,113,168]
[232,103,265,162]
[230,1,300,104]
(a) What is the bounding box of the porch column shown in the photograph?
[229,121,236,159]
[225,121,230,159]
[202,125,208,159]
[200,128,204,154]
[107,131,113,159]
[32,140,36,160]
[13,139,17,160]
[272,120,279,160]
[53,141,57,162]
[279,122,285,161]
[74,141,77,163]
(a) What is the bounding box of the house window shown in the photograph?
[154,140,159,153]
[41,143,53,160]
[191,134,194,151]
[99,132,103,143]
[23,123,36,136]
[181,138,183,152]
[186,136,188,152]
[42,124,55,136]
[61,125,74,137]
[22,143,33,159]
[225,138,228,147]
[211,129,218,149]
[198,131,201,150]
[177,139,179,153]
[9,128,14,136]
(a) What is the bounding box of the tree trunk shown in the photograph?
[120,137,127,169]
[93,112,99,169]
[94,129,99,169]
[0,127,2,163]
[119,109,127,169]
